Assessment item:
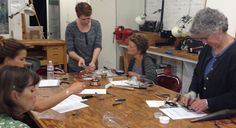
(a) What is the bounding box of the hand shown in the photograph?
[77,58,85,67]
[179,96,191,107]
[189,99,208,112]
[67,82,87,95]
[128,71,140,79]
[88,62,96,72]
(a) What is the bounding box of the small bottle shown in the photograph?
[47,60,54,79]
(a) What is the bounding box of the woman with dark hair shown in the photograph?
[0,37,86,112]
[66,2,102,72]
[180,8,236,112]
[0,37,27,67]
[0,66,39,127]
[127,35,157,83]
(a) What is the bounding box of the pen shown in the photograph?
[115,98,126,102]
[175,94,181,102]
[112,101,123,106]
[82,95,94,99]
[111,85,134,90]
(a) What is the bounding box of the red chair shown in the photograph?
[157,73,182,92]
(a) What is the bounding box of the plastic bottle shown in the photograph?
[47,60,54,79]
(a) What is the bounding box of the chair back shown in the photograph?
[26,57,41,71]
[157,73,182,92]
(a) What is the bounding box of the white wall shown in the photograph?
[116,0,143,30]
[4,0,27,39]
[60,0,77,40]
[90,0,116,69]
[206,0,236,36]
[115,0,144,69]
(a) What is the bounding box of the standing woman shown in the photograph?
[127,35,157,83]
[0,66,39,127]
[66,2,102,72]
[0,37,86,112]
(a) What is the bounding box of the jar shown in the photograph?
[90,79,100,86]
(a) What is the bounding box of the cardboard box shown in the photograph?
[27,26,43,39]
[134,31,161,46]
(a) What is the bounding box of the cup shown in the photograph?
[159,116,170,124]
[154,112,163,119]
[116,70,124,75]
[90,79,100,86]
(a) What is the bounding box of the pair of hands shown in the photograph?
[179,97,208,112]
[128,71,141,79]
[78,58,96,72]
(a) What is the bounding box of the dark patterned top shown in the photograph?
[66,19,102,72]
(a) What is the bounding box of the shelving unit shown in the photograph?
[20,39,67,72]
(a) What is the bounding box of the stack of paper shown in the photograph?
[51,95,88,113]
[80,89,107,94]
[146,100,165,108]
[38,79,60,87]
[160,107,207,120]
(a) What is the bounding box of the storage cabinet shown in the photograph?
[20,39,67,72]
[46,46,64,65]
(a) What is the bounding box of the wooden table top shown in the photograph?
[119,44,198,64]
[19,39,65,46]
[30,73,236,128]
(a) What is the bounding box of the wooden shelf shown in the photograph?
[20,39,67,72]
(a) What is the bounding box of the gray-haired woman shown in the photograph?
[180,8,236,112]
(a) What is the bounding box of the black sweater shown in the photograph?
[189,40,236,112]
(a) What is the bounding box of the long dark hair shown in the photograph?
[0,65,40,117]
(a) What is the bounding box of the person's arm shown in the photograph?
[88,21,102,70]
[65,23,85,66]
[69,51,85,66]
[128,71,140,79]
[33,82,86,112]
[90,48,101,65]
[142,56,157,82]
[127,58,140,78]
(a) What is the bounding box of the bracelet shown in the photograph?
[65,90,70,96]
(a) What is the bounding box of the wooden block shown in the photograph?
[30,30,41,39]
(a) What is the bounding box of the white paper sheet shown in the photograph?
[51,95,88,113]
[160,107,207,120]
[38,79,60,87]
[80,89,107,94]
[146,100,165,108]
[110,80,130,86]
